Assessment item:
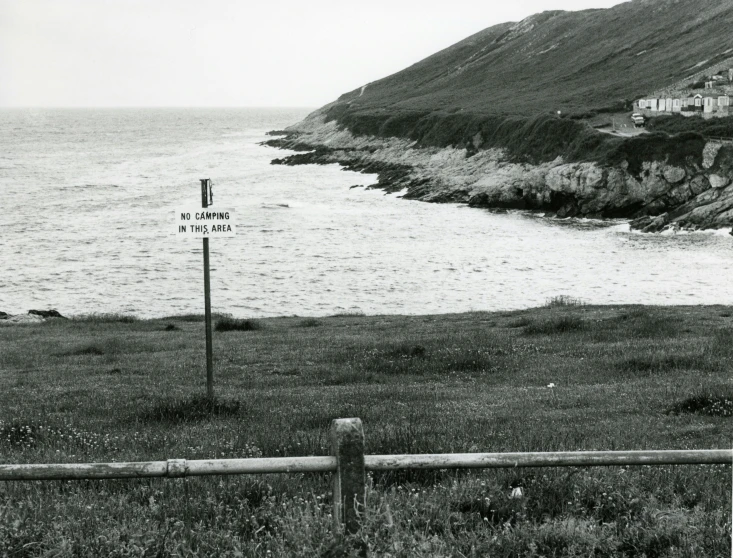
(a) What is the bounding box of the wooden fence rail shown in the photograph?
[1,418,732,536]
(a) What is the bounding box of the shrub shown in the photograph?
[647,114,733,138]
[298,318,322,328]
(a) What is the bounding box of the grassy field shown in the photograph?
[2,303,733,557]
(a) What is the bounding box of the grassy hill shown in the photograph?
[308,0,733,164]
[335,0,733,117]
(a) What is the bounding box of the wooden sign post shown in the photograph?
[175,181,236,399]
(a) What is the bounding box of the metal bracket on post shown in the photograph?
[330,418,366,535]
[201,179,210,209]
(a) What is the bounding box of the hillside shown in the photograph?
[335,0,733,117]
[268,0,733,232]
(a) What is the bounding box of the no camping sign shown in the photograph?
[175,208,236,238]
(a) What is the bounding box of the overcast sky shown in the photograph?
[0,0,627,108]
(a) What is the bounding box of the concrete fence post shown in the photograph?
[330,418,366,534]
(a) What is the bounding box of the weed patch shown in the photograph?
[0,421,46,448]
[668,394,733,417]
[298,318,321,328]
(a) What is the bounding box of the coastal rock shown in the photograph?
[28,309,66,319]
[703,143,723,169]
[662,166,686,184]
[2,314,45,325]
[709,174,731,189]
[0,311,9,320]
[268,114,733,232]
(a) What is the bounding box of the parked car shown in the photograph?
[630,113,645,127]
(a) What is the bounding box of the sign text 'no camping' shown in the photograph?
[176,208,236,238]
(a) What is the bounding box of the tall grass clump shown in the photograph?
[326,339,506,380]
[72,313,137,323]
[617,353,716,374]
[523,316,585,335]
[545,295,585,307]
[329,311,366,318]
[215,317,262,332]
[137,394,242,424]
[616,308,679,338]
[53,337,126,357]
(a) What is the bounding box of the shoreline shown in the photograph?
[4,302,733,325]
[266,112,733,233]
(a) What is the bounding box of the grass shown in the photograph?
[1,305,733,556]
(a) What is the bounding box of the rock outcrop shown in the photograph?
[267,113,733,232]
[0,314,45,325]
[28,309,66,319]
[0,309,67,325]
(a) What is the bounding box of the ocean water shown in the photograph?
[2,107,733,318]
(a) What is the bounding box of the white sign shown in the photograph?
[175,208,236,238]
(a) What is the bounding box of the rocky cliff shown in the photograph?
[268,109,733,232]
